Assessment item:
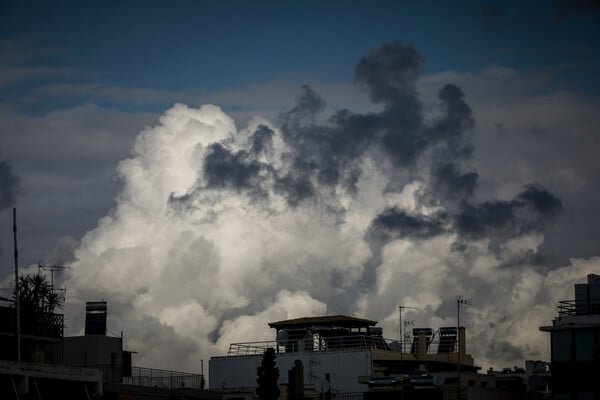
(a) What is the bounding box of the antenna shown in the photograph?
[38,263,69,303]
[37,263,69,288]
[13,208,21,362]
[403,320,414,343]
[398,305,417,352]
[457,295,472,398]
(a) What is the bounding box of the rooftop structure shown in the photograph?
[64,300,208,393]
[540,273,600,400]
[84,300,108,335]
[210,314,482,399]
[0,305,64,364]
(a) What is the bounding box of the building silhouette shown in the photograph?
[210,315,521,400]
[540,273,600,400]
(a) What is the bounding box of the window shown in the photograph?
[552,331,572,361]
[575,330,596,361]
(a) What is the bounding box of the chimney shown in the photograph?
[85,301,107,335]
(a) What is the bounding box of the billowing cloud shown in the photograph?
[61,41,594,377]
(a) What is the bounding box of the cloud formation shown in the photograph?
[61,41,597,375]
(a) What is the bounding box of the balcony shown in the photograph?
[0,306,64,339]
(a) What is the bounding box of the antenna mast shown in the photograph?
[13,208,21,362]
[457,295,472,398]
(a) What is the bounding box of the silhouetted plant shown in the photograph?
[256,347,280,400]
[13,272,62,315]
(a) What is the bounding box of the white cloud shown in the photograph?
[57,100,599,379]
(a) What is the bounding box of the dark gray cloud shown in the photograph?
[431,163,478,202]
[0,160,19,211]
[203,142,272,199]
[274,173,314,207]
[249,124,274,155]
[367,208,449,243]
[278,85,373,202]
[355,41,422,109]
[276,42,564,284]
[275,42,479,210]
[516,183,563,216]
[455,184,563,239]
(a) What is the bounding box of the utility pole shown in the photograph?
[13,208,21,362]
[457,296,471,399]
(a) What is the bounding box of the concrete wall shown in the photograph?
[209,349,372,394]
[64,335,123,367]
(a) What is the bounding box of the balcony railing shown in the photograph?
[87,365,205,389]
[0,307,64,338]
[558,299,600,316]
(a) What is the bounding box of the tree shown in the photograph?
[14,272,62,315]
[256,347,280,400]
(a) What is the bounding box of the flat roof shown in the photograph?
[268,315,377,330]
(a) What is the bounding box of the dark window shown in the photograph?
[110,352,116,366]
[123,352,132,377]
[552,331,572,361]
[575,330,595,361]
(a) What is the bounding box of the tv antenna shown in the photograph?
[38,263,69,302]
[37,263,69,287]
[398,305,417,352]
[403,320,414,343]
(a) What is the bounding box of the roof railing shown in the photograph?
[83,364,205,389]
[557,300,600,317]
[227,335,459,356]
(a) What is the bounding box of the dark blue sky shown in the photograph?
[2,1,599,108]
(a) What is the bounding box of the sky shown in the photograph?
[1,0,600,376]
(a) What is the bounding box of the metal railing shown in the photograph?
[227,335,459,356]
[88,365,205,389]
[0,306,64,338]
[558,299,600,316]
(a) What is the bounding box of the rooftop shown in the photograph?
[268,315,377,330]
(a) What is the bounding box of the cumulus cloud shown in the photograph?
[62,41,595,377]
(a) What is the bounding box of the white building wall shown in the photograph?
[209,349,372,394]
